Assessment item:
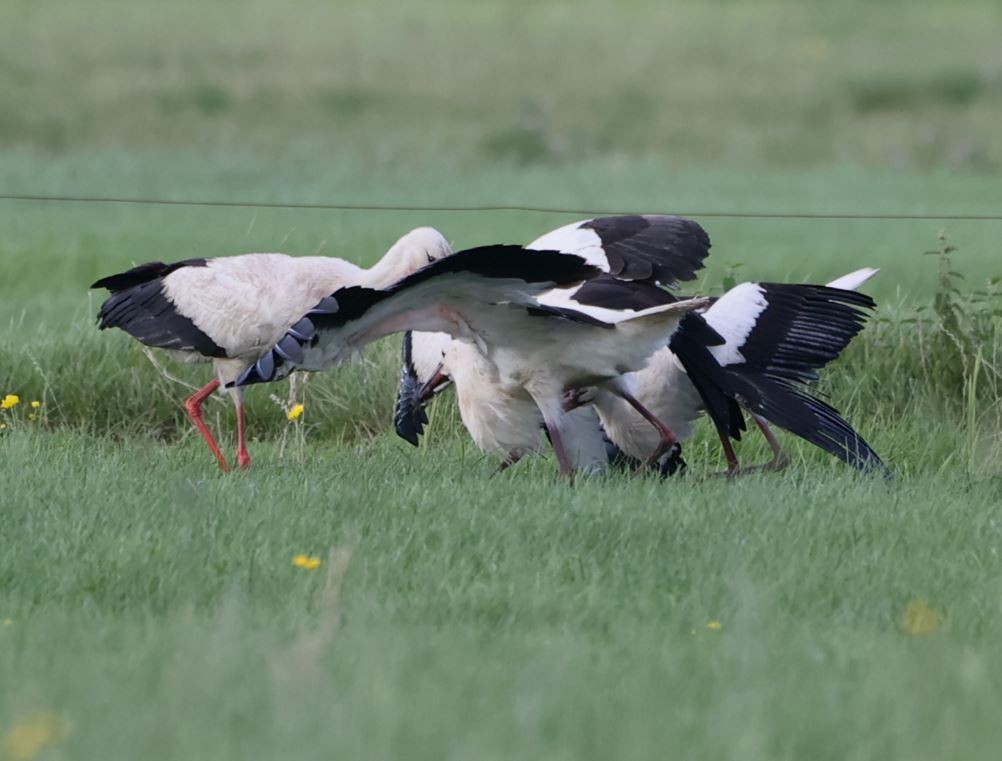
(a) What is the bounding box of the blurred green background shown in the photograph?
[1,0,1000,305]
[3,0,1001,167]
[2,4,1002,760]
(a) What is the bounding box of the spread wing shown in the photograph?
[394,215,712,445]
[670,282,886,473]
[232,244,601,387]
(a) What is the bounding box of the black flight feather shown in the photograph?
[91,259,226,358]
[524,304,614,327]
[732,284,875,383]
[571,274,682,312]
[671,283,886,473]
[395,332,430,446]
[582,215,711,286]
[669,314,747,440]
[723,373,889,475]
[90,258,209,292]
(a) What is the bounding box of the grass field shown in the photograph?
[2,1,1002,759]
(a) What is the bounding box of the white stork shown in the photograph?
[90,228,453,471]
[231,242,711,476]
[585,268,886,476]
[393,215,712,471]
[394,217,885,476]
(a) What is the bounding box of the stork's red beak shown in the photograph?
[417,362,451,404]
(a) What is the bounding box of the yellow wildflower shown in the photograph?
[1,712,69,760]
[706,620,722,631]
[30,401,41,409]
[287,403,305,422]
[1,394,20,410]
[292,554,321,571]
[901,599,942,636]
[2,618,11,627]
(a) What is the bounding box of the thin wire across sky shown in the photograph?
[0,193,999,221]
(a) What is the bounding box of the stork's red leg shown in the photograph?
[713,415,787,479]
[715,423,741,475]
[616,390,679,470]
[235,400,251,470]
[752,414,789,471]
[183,379,230,472]
[545,423,576,482]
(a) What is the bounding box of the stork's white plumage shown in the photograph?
[235,240,710,476]
[393,215,712,473]
[484,296,709,474]
[439,340,609,472]
[396,331,611,473]
[91,227,453,471]
[397,218,885,477]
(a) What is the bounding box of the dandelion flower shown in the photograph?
[1,394,20,410]
[2,618,11,627]
[287,404,305,422]
[30,401,41,409]
[292,554,321,571]
[901,599,942,636]
[706,620,722,631]
[1,712,69,760]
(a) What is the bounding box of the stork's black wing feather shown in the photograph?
[91,258,209,292]
[669,313,746,440]
[395,332,431,446]
[723,373,889,475]
[581,216,711,285]
[732,284,875,383]
[91,259,226,358]
[525,303,615,327]
[571,274,682,312]
[677,282,886,473]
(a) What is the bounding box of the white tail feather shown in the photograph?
[826,267,879,291]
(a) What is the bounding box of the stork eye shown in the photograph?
[426,252,435,264]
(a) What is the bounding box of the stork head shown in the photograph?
[439,340,489,385]
[384,227,454,277]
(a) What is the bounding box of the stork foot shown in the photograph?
[632,439,682,477]
[713,454,788,479]
[766,451,790,471]
[492,451,523,476]
[562,387,596,412]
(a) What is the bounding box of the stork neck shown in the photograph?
[288,256,365,296]
[361,249,418,289]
